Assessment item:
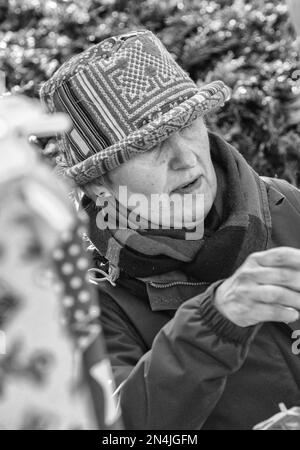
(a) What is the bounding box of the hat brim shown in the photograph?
[65,80,231,186]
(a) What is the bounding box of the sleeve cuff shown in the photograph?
[197,280,259,345]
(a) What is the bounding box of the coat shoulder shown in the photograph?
[261,176,300,248]
[261,176,300,213]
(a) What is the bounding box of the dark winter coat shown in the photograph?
[97,177,300,430]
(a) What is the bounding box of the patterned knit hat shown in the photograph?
[40,30,231,186]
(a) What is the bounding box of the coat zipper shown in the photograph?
[149,280,210,289]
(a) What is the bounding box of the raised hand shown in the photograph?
[214,247,300,327]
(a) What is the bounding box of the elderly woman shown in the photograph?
[41,28,300,430]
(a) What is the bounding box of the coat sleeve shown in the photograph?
[98,281,260,430]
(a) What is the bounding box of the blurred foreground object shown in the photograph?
[254,405,300,430]
[0,95,122,429]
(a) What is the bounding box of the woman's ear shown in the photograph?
[92,184,111,198]
[82,182,111,202]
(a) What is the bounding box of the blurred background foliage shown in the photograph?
[1,0,300,185]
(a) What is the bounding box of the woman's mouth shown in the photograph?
[171,176,202,194]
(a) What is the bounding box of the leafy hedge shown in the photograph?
[1,0,300,185]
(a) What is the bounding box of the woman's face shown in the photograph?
[102,117,217,229]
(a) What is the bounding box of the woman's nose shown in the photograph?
[168,135,198,170]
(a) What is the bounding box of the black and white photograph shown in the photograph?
[0,0,300,435]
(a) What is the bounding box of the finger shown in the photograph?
[249,247,300,270]
[243,267,300,291]
[251,303,300,325]
[255,285,300,311]
[287,0,300,36]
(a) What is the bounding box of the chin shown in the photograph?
[191,188,214,218]
[204,198,213,214]
[204,179,217,213]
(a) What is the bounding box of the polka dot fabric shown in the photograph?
[52,213,122,429]
[52,215,101,350]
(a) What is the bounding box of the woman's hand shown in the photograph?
[214,247,300,327]
[287,0,300,37]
